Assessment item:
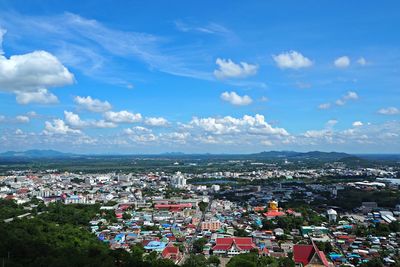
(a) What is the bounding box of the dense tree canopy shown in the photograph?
[0,203,176,267]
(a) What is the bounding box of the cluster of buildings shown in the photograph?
[1,164,400,266]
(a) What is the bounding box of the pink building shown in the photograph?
[201,220,221,231]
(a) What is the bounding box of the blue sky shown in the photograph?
[0,0,399,154]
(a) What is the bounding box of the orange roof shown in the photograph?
[264,211,285,217]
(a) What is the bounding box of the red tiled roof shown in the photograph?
[213,237,256,251]
[263,211,285,217]
[293,242,330,267]
[318,250,330,267]
[294,245,315,265]
[155,203,192,209]
[162,245,179,258]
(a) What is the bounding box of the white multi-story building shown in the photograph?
[170,172,187,189]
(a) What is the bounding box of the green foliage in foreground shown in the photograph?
[0,203,177,267]
[0,218,177,267]
[226,252,294,267]
[0,199,30,220]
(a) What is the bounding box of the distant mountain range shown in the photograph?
[249,150,350,160]
[0,149,398,161]
[0,149,74,158]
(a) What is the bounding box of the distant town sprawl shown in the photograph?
[1,159,400,267]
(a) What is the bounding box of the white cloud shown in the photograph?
[16,115,30,123]
[123,126,157,143]
[92,120,117,128]
[334,56,350,68]
[0,27,6,55]
[64,111,117,128]
[345,91,358,100]
[326,119,338,127]
[378,107,399,115]
[15,88,59,105]
[318,103,331,110]
[123,126,152,135]
[175,20,233,37]
[353,121,363,127]
[272,51,313,69]
[74,96,112,113]
[299,120,400,148]
[188,114,288,136]
[26,111,38,117]
[259,96,268,102]
[15,129,23,135]
[64,111,86,127]
[0,13,213,82]
[214,58,258,79]
[303,120,338,141]
[357,57,367,66]
[335,91,359,106]
[304,129,332,139]
[144,117,169,127]
[104,110,142,123]
[261,140,273,146]
[221,91,253,106]
[44,119,81,135]
[0,35,74,103]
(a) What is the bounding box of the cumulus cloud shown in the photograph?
[357,57,367,66]
[64,111,86,127]
[44,119,81,135]
[144,117,169,127]
[304,129,333,139]
[26,111,38,117]
[74,96,112,113]
[303,119,339,141]
[64,111,117,128]
[261,140,273,146]
[0,30,74,104]
[272,51,313,69]
[123,126,152,135]
[104,110,142,123]
[318,103,331,110]
[16,115,30,123]
[336,91,358,106]
[378,107,399,115]
[188,114,288,136]
[299,120,400,148]
[334,56,350,68]
[123,126,157,143]
[326,119,338,127]
[352,121,363,127]
[15,88,59,105]
[221,91,253,106]
[214,58,258,79]
[92,120,118,128]
[0,27,6,55]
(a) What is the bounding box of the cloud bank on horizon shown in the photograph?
[0,1,399,154]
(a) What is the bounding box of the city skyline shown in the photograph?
[0,1,399,153]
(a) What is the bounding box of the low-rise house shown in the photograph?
[161,244,182,264]
[293,242,332,267]
[212,237,257,256]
